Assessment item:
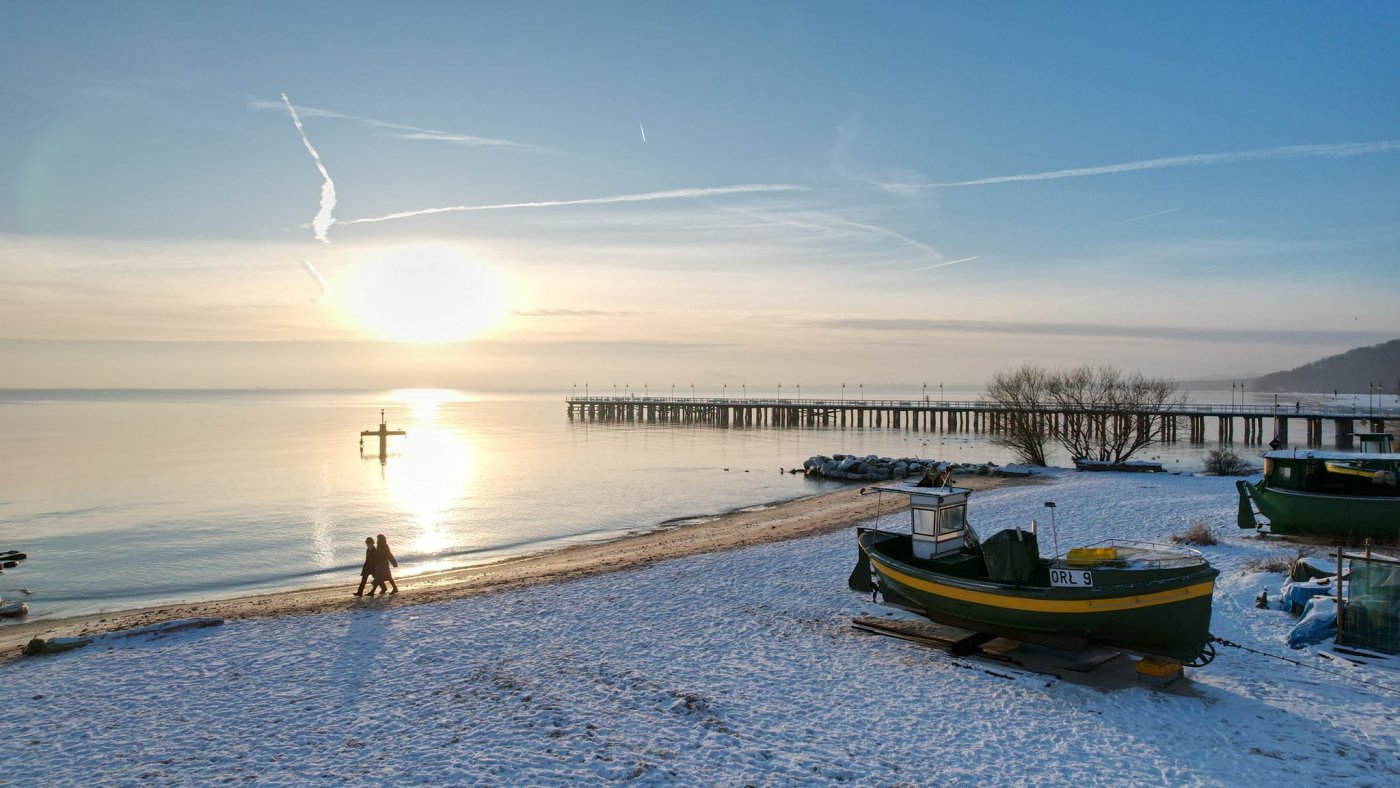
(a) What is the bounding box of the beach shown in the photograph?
[0,475,1024,662]
[5,470,1396,785]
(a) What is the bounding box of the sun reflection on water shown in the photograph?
[382,389,475,567]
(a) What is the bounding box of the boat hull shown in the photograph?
[859,532,1217,663]
[1240,480,1400,539]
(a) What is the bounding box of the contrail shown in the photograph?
[301,259,329,304]
[1105,208,1179,226]
[911,255,983,272]
[342,184,805,226]
[251,99,560,153]
[281,93,337,243]
[934,140,1400,187]
[639,122,647,143]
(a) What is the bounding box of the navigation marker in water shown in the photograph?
[360,409,406,463]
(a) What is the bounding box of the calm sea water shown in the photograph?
[0,387,1343,621]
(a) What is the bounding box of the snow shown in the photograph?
[4,472,1398,785]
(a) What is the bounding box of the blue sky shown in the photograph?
[2,2,1398,390]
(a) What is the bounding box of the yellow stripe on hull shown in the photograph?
[870,556,1214,614]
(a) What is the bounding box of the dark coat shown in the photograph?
[373,544,397,580]
[360,545,376,578]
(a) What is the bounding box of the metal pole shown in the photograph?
[1045,502,1060,559]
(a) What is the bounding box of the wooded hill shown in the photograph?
[1249,338,1400,395]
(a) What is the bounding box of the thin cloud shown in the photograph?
[935,140,1400,187]
[711,205,945,263]
[342,184,806,226]
[814,317,1392,345]
[251,98,559,154]
[639,122,647,143]
[513,308,647,318]
[910,255,983,272]
[281,93,337,243]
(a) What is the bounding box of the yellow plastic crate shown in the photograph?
[1066,547,1118,566]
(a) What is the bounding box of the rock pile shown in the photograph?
[802,454,935,482]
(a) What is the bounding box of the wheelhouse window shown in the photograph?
[913,508,939,536]
[940,504,967,535]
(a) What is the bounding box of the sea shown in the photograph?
[0,386,1360,621]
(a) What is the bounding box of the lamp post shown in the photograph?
[841,383,846,402]
[645,383,649,398]
[940,383,944,403]
[671,383,675,400]
[743,382,746,398]
[691,383,695,399]
[723,383,727,400]
[923,382,927,402]
[859,383,863,399]
[797,383,801,400]
[778,383,783,400]
[585,383,589,398]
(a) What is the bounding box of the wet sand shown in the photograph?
[1,475,1030,662]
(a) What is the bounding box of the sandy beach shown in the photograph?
[0,475,1025,661]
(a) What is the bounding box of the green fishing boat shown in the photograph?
[1236,433,1400,539]
[849,484,1218,663]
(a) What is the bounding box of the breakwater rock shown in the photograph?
[802,454,934,482]
[802,454,1039,482]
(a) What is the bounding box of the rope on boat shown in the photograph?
[1207,635,1400,698]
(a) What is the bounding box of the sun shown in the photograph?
[343,245,510,343]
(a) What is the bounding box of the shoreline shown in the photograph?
[0,474,1031,662]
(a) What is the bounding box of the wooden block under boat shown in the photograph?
[852,615,996,654]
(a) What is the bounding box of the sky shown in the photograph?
[2,1,1398,392]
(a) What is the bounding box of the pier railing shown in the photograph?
[565,395,1400,420]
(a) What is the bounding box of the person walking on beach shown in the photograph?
[354,537,376,597]
[371,533,399,595]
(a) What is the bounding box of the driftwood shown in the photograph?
[23,617,225,657]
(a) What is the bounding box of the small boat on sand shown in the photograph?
[850,484,1218,664]
[1237,433,1400,539]
[1073,458,1163,473]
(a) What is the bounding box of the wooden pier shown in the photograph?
[565,396,1398,449]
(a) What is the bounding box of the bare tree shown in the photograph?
[983,363,1053,466]
[984,363,1183,466]
[1050,365,1183,464]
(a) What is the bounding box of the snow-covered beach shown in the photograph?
[5,471,1398,785]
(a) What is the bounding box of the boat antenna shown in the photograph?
[1044,501,1059,559]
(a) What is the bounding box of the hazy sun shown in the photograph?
[343,245,509,343]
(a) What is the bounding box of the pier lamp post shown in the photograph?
[645,383,649,398]
[614,383,618,397]
[779,383,783,400]
[573,384,577,398]
[923,382,927,402]
[691,383,695,399]
[1241,381,1245,407]
[743,383,747,398]
[671,383,675,400]
[723,383,727,400]
[842,383,846,403]
[585,383,589,398]
[625,383,629,398]
[797,383,801,400]
[940,383,944,403]
[859,383,863,399]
